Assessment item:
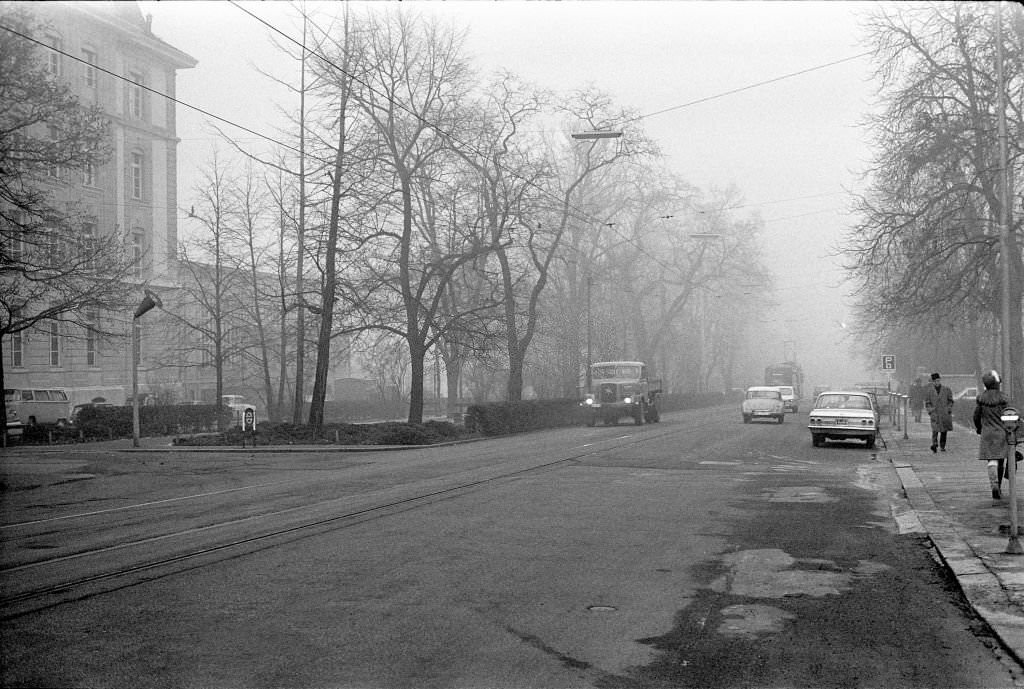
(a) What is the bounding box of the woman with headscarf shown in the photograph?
[973,370,1013,499]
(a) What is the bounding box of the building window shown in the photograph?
[46,35,62,77]
[81,220,96,268]
[128,71,144,119]
[11,330,24,368]
[47,126,62,179]
[130,151,143,199]
[49,321,61,367]
[82,48,97,89]
[86,310,99,366]
[83,162,96,187]
[131,231,144,277]
[40,226,62,267]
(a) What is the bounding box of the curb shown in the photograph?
[890,454,1024,668]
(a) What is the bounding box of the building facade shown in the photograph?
[4,1,195,407]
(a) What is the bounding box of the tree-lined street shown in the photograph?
[2,408,1020,687]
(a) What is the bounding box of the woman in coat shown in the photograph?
[925,372,954,453]
[974,370,1012,499]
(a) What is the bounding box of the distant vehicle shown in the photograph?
[775,385,799,413]
[579,361,661,426]
[222,395,257,429]
[765,361,804,399]
[4,388,72,427]
[954,387,978,402]
[742,386,785,424]
[808,391,879,449]
[855,383,893,415]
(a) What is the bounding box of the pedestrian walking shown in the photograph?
[973,370,1014,499]
[909,378,925,423]
[925,372,954,453]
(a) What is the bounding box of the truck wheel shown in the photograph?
[778,414,785,424]
[866,434,876,449]
[812,433,824,447]
[648,404,660,423]
[586,414,596,427]
[743,415,751,424]
[634,401,646,426]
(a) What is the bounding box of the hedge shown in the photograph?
[72,404,233,440]
[464,391,737,437]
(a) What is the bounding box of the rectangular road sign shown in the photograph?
[881,355,895,370]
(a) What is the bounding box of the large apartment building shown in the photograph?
[4,1,196,407]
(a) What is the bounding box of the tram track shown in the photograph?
[1,422,698,618]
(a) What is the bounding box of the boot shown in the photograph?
[989,461,1002,500]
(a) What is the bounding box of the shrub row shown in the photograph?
[464,398,584,436]
[73,404,233,440]
[174,419,465,447]
[464,391,735,437]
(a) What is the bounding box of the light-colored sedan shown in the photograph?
[808,391,879,449]
[742,386,785,424]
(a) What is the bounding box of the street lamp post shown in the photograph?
[131,289,162,448]
[586,273,593,392]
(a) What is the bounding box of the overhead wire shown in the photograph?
[2,8,860,278]
[230,1,863,274]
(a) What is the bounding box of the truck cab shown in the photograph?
[580,361,662,426]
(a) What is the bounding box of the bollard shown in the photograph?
[1003,408,1022,554]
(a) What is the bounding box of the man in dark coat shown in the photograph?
[925,372,954,453]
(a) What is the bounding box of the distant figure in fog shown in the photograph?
[974,370,1012,500]
[925,372,954,453]
[909,378,925,423]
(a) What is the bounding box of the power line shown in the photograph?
[0,22,302,157]
[625,52,872,125]
[3,9,857,281]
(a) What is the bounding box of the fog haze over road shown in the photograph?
[140,0,889,389]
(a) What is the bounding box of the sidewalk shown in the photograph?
[885,416,1024,665]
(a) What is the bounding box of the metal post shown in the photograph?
[1004,408,1022,554]
[131,321,140,448]
[903,395,909,440]
[585,273,592,393]
[995,5,1014,401]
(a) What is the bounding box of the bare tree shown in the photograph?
[350,8,487,423]
[163,153,244,427]
[847,3,1023,388]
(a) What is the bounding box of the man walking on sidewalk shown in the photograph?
[925,372,954,453]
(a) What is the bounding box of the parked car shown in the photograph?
[855,384,894,416]
[70,402,115,425]
[808,390,879,449]
[4,388,72,427]
[775,385,799,413]
[5,407,24,440]
[742,386,785,424]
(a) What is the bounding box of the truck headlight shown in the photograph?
[623,396,633,404]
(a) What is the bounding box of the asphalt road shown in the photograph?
[1,406,1022,688]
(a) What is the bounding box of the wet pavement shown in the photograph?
[11,418,1024,671]
[885,415,1024,666]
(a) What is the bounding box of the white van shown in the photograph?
[4,388,72,426]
